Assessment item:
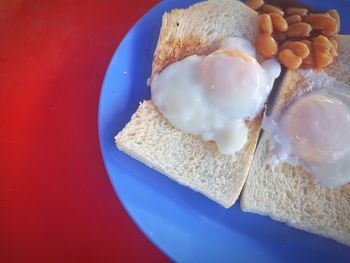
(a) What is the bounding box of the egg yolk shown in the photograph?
[198,49,266,118]
[282,94,350,164]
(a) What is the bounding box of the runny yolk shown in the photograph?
[198,49,265,117]
[282,94,350,164]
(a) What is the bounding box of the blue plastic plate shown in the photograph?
[98,1,350,262]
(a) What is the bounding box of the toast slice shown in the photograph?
[241,35,350,245]
[115,0,262,208]
[151,0,259,76]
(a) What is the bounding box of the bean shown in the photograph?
[278,49,303,70]
[245,0,264,10]
[285,15,301,25]
[330,38,338,57]
[259,14,273,34]
[304,14,337,35]
[288,41,310,59]
[269,13,288,32]
[328,10,340,34]
[312,36,334,68]
[323,20,338,35]
[330,38,338,51]
[286,7,308,17]
[256,33,278,58]
[314,50,333,68]
[312,35,332,52]
[301,40,314,66]
[286,22,312,38]
[262,4,284,16]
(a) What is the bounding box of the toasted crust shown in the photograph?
[152,0,258,76]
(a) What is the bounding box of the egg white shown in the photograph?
[264,70,350,188]
[151,37,281,155]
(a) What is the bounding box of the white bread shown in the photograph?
[152,0,259,76]
[241,35,350,246]
[116,100,262,208]
[115,0,262,208]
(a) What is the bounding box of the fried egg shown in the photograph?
[264,70,350,187]
[151,37,281,154]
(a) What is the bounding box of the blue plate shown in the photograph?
[98,1,350,262]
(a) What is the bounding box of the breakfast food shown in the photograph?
[114,0,349,246]
[115,0,279,208]
[241,35,350,246]
[151,38,280,154]
[245,0,340,70]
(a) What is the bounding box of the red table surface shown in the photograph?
[0,1,170,262]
